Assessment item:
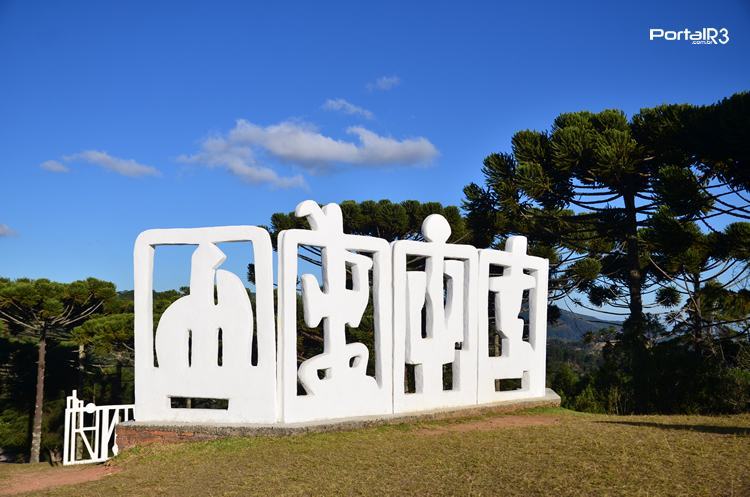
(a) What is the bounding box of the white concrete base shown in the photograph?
[118,389,561,441]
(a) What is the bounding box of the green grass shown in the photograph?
[5,408,750,496]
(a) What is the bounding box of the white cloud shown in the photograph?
[0,224,15,237]
[225,119,437,168]
[367,75,400,92]
[177,135,307,189]
[346,126,438,165]
[322,98,374,119]
[64,150,160,177]
[40,160,69,173]
[180,118,438,188]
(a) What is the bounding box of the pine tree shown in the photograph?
[0,278,115,462]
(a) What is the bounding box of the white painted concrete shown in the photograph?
[130,201,550,425]
[392,214,479,413]
[278,201,393,423]
[477,237,549,403]
[134,227,276,423]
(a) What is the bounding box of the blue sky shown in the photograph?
[1,0,748,296]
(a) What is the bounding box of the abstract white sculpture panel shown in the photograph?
[132,200,550,425]
[477,237,549,403]
[277,201,393,423]
[392,215,478,413]
[134,227,276,423]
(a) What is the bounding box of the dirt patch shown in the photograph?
[0,464,119,495]
[416,415,559,435]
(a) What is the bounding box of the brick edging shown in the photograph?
[117,390,560,451]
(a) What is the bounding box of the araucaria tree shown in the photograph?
[463,92,750,412]
[0,278,115,462]
[70,312,134,405]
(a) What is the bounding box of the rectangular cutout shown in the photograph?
[217,328,223,366]
[170,397,229,409]
[494,378,522,392]
[404,363,417,393]
[522,289,530,342]
[442,362,453,391]
[486,290,501,357]
[250,327,258,366]
[187,330,192,367]
[488,331,502,357]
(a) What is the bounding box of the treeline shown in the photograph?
[0,285,187,462]
[1,91,749,463]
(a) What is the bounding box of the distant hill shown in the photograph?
[548,309,621,341]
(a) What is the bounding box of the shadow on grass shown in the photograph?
[596,420,750,436]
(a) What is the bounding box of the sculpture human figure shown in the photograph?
[134,226,276,423]
[488,237,537,379]
[155,242,254,372]
[393,214,478,412]
[277,200,393,422]
[477,235,549,402]
[404,215,466,395]
[295,201,377,396]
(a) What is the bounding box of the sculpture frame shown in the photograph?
[277,203,393,423]
[133,226,277,423]
[129,202,551,426]
[392,216,479,414]
[476,237,549,403]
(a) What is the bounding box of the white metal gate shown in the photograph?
[62,390,134,465]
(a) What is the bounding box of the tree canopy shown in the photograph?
[464,92,750,413]
[0,277,116,462]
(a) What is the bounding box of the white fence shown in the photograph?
[62,390,134,466]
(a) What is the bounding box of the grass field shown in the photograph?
[1,407,749,496]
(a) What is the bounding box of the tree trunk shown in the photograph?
[76,344,85,461]
[29,330,46,464]
[77,344,85,397]
[622,192,644,336]
[622,191,648,411]
[113,363,122,405]
[692,273,703,352]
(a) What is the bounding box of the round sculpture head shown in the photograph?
[421,214,451,243]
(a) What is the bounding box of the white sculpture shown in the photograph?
[277,201,393,422]
[392,215,478,413]
[477,237,549,402]
[133,227,276,423]
[131,201,550,425]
